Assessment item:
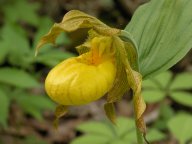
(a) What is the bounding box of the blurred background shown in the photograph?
[0,0,192,144]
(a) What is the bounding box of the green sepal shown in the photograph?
[113,36,146,134]
[104,103,116,124]
[53,105,68,129]
[104,35,131,123]
[35,10,120,55]
[119,30,139,71]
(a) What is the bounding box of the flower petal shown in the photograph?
[35,10,120,55]
[113,36,146,134]
[53,105,68,129]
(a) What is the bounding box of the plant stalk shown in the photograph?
[132,91,144,144]
[136,126,144,144]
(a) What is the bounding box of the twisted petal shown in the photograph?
[112,36,146,133]
[35,10,120,56]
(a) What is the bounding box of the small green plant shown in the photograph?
[142,71,192,144]
[71,117,166,144]
[142,71,192,106]
[168,112,192,144]
[0,0,74,129]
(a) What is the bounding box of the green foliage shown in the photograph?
[0,89,9,128]
[146,129,166,142]
[168,113,192,144]
[142,90,165,103]
[142,71,192,143]
[0,24,32,68]
[153,104,174,130]
[142,71,192,107]
[0,0,74,128]
[22,135,48,144]
[71,117,166,144]
[0,22,73,69]
[170,72,192,89]
[36,48,74,67]
[170,92,192,106]
[15,93,55,121]
[0,68,40,88]
[125,0,192,79]
[76,121,114,137]
[2,0,40,26]
[142,71,171,103]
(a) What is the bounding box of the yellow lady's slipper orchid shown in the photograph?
[36,10,146,138]
[45,37,116,105]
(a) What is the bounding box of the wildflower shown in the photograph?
[45,36,116,105]
[36,10,146,135]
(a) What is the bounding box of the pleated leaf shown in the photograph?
[125,0,192,79]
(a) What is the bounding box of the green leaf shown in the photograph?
[142,71,172,90]
[1,25,33,68]
[33,17,54,49]
[119,30,139,70]
[35,49,75,67]
[22,135,47,144]
[142,79,159,89]
[125,0,192,79]
[110,140,126,144]
[123,129,137,144]
[70,135,109,144]
[146,129,166,142]
[153,104,174,130]
[170,92,192,107]
[168,113,192,144]
[1,25,28,48]
[16,94,55,120]
[153,71,172,89]
[170,72,192,90]
[0,41,9,64]
[159,104,175,120]
[3,0,40,26]
[0,89,9,128]
[143,90,166,103]
[76,121,114,138]
[0,68,40,88]
[73,117,137,144]
[115,117,135,137]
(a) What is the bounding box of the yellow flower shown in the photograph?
[45,36,116,105]
[36,10,146,135]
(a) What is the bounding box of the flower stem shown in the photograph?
[136,127,144,144]
[132,101,144,144]
[132,91,144,144]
